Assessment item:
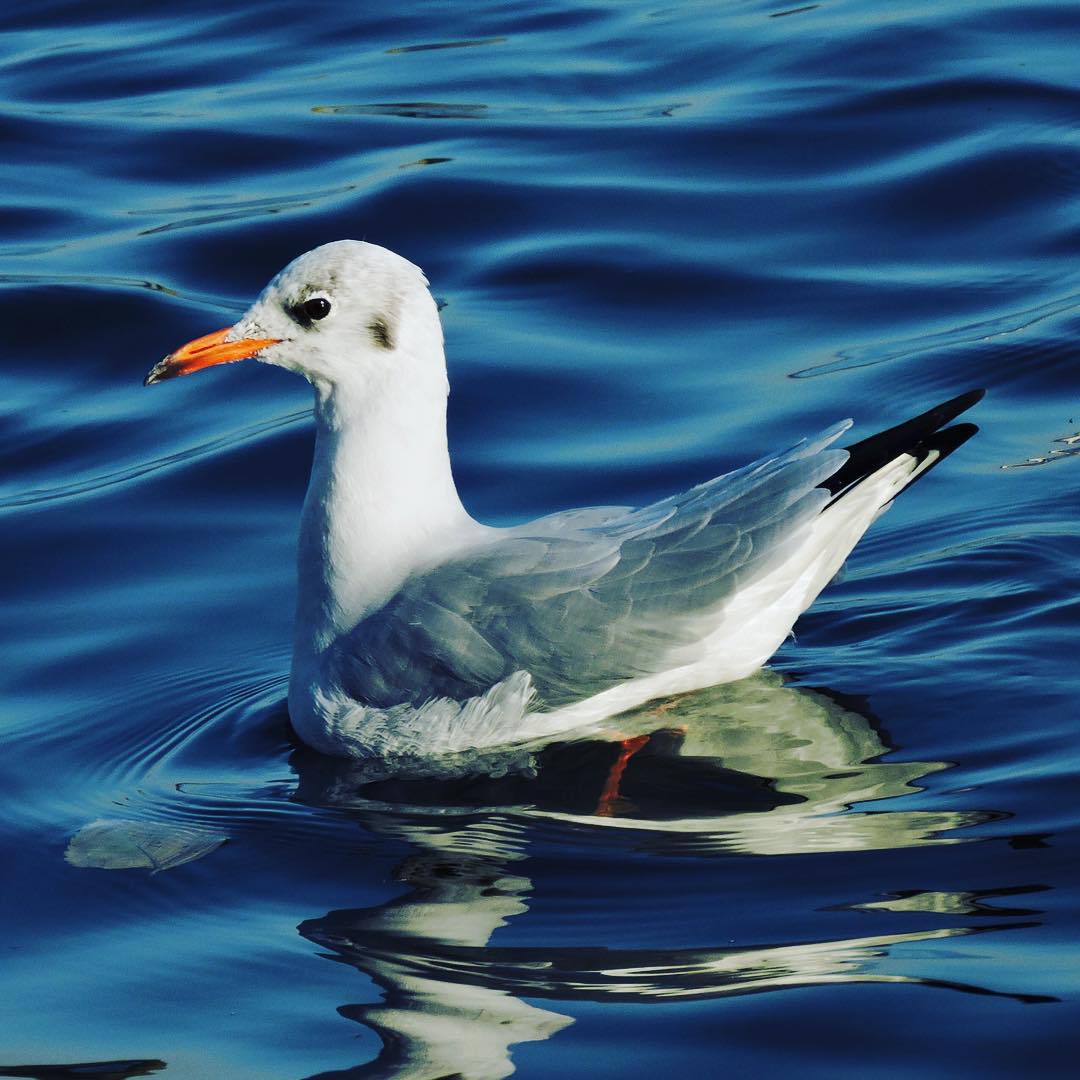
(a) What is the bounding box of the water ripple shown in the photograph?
[0,409,308,510]
[791,290,1080,378]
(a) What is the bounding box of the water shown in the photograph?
[2,1,1078,1076]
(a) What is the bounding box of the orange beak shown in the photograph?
[143,326,281,386]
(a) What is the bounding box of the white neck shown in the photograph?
[290,334,480,678]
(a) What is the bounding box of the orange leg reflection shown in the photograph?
[595,734,650,817]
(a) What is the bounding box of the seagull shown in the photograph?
[145,240,983,763]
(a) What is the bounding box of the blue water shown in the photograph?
[2,1,1078,1076]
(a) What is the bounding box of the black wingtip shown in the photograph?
[859,388,986,450]
[932,420,980,455]
[825,388,985,497]
[923,387,986,425]
[887,421,980,498]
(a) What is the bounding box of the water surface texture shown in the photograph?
[2,1,1079,1077]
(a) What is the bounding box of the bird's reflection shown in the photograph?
[291,672,1048,1079]
[295,670,986,855]
[301,816,570,1080]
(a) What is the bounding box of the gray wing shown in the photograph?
[333,423,851,711]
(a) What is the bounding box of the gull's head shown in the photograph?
[144,240,443,396]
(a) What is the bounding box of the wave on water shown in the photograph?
[2,0,1078,1074]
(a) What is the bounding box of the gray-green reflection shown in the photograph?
[532,670,985,854]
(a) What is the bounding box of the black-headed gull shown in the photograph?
[145,240,982,762]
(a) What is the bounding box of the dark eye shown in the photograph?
[301,296,331,321]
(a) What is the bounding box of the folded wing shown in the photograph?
[333,422,853,711]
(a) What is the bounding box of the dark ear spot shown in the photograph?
[368,316,394,350]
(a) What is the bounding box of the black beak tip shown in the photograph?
[143,358,172,386]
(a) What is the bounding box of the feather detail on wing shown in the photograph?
[331,422,852,711]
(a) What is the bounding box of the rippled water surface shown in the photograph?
[2,1,1079,1076]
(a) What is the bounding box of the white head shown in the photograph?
[145,240,447,401]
